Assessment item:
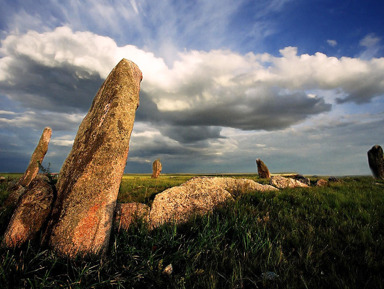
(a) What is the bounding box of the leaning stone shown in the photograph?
[256,159,271,179]
[149,177,277,228]
[45,59,142,258]
[114,203,150,231]
[2,175,54,248]
[270,176,309,189]
[3,127,52,208]
[151,159,162,179]
[367,145,384,179]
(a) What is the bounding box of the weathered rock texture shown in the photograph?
[46,59,142,258]
[3,127,52,207]
[2,175,54,248]
[150,177,277,228]
[256,159,271,179]
[151,159,162,179]
[367,145,384,179]
[270,176,309,189]
[114,203,150,231]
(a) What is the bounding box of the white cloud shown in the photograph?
[327,39,337,47]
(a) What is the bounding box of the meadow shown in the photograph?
[0,174,383,288]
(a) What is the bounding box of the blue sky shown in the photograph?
[0,0,383,175]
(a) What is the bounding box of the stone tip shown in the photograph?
[116,58,143,82]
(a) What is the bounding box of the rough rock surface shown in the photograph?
[256,159,271,179]
[150,177,277,228]
[292,174,311,186]
[270,176,309,189]
[2,175,54,248]
[367,145,384,179]
[4,127,52,208]
[151,159,162,179]
[114,203,150,231]
[46,59,142,258]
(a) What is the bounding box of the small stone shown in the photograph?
[256,159,271,179]
[162,264,173,275]
[261,271,279,281]
[292,174,311,186]
[316,179,328,187]
[114,203,150,231]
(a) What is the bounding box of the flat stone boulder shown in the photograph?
[270,176,309,189]
[367,145,384,179]
[256,159,271,179]
[150,177,277,228]
[151,159,162,179]
[45,59,142,258]
[114,203,150,231]
[3,127,52,208]
[2,175,54,248]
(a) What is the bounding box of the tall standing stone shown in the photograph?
[3,127,52,208]
[46,59,142,258]
[368,145,384,179]
[151,159,162,178]
[256,159,271,179]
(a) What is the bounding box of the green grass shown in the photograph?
[0,175,383,288]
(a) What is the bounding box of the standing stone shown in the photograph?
[46,59,142,258]
[256,159,271,179]
[151,159,162,179]
[367,145,384,179]
[2,175,54,248]
[3,127,52,208]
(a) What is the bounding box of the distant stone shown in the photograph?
[114,203,150,231]
[150,177,277,228]
[292,174,311,186]
[2,175,54,248]
[367,145,384,179]
[328,176,340,183]
[256,159,271,179]
[269,176,309,189]
[3,127,52,208]
[0,176,6,183]
[151,159,162,179]
[45,59,142,258]
[315,179,328,187]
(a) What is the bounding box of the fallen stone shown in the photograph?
[151,159,162,179]
[2,175,54,248]
[114,203,150,231]
[3,127,52,208]
[367,145,384,179]
[328,176,340,183]
[256,159,271,179]
[45,59,142,258]
[269,176,309,189]
[150,177,277,228]
[316,179,328,187]
[292,174,311,186]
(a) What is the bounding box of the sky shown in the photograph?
[0,0,383,176]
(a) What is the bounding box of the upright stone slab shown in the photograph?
[368,145,384,179]
[46,59,142,258]
[2,175,54,248]
[3,127,52,208]
[151,159,162,178]
[256,159,271,179]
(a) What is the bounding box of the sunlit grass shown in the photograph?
[0,175,383,288]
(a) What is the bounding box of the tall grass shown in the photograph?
[0,175,383,288]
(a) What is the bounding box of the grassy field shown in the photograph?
[0,174,383,288]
